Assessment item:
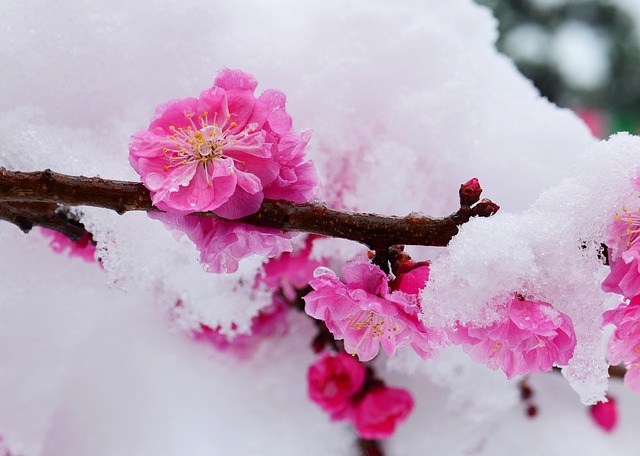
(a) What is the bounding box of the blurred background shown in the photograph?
[476,0,640,137]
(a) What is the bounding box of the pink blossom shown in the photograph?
[189,296,289,359]
[39,228,97,263]
[261,236,326,301]
[137,69,319,273]
[130,68,318,218]
[602,296,640,391]
[589,396,618,433]
[307,352,366,419]
[449,296,577,379]
[602,246,640,300]
[150,212,293,274]
[389,260,430,296]
[349,386,413,440]
[602,201,640,300]
[304,257,445,362]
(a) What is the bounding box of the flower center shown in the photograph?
[616,206,640,248]
[161,111,254,186]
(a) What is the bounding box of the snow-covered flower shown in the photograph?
[307,352,366,420]
[39,227,97,263]
[348,386,413,440]
[150,212,293,274]
[449,295,576,379]
[188,296,289,359]
[261,236,326,301]
[602,178,640,299]
[130,68,318,218]
[602,295,640,391]
[304,257,445,362]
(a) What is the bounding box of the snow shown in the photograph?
[0,0,638,454]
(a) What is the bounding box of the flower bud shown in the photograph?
[459,178,482,206]
[471,198,500,217]
[590,396,618,432]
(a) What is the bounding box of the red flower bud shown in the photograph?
[459,178,482,206]
[471,199,500,217]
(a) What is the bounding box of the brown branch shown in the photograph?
[0,168,491,248]
[0,201,89,240]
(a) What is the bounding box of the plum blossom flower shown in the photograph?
[130,68,318,218]
[602,187,640,299]
[602,295,640,391]
[304,257,445,362]
[307,352,366,419]
[137,69,320,273]
[39,228,97,263]
[348,386,413,440]
[449,295,576,379]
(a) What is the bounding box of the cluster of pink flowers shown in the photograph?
[39,228,97,264]
[130,69,319,273]
[601,175,640,390]
[304,256,445,362]
[304,254,577,377]
[307,353,413,439]
[449,295,576,379]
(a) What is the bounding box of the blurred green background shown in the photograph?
[476,0,640,136]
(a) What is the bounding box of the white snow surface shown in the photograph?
[0,0,638,454]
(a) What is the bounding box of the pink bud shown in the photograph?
[308,353,366,420]
[459,178,483,206]
[590,396,618,432]
[349,386,413,440]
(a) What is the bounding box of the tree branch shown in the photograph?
[0,168,496,248]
